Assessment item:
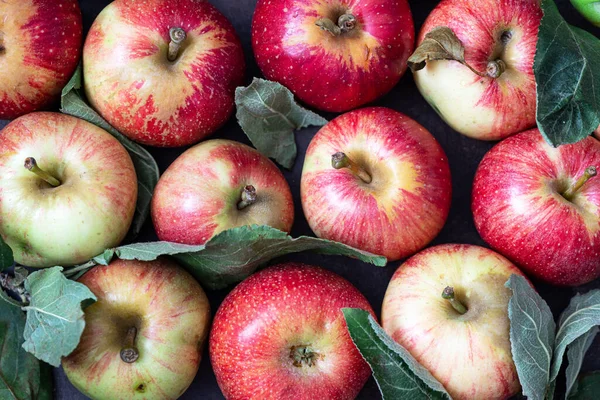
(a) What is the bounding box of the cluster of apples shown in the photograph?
[1,0,599,399]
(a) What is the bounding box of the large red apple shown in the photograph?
[83,0,245,147]
[63,258,211,399]
[152,139,294,245]
[473,128,600,286]
[0,112,137,268]
[412,0,542,140]
[0,0,82,120]
[301,107,451,261]
[210,263,375,399]
[252,0,414,112]
[382,244,525,400]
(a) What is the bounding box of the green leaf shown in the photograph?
[571,0,600,27]
[22,267,96,367]
[550,290,600,383]
[342,308,450,400]
[235,78,328,169]
[0,235,14,271]
[0,291,52,400]
[565,327,598,398]
[107,225,386,290]
[60,65,159,239]
[505,274,556,400]
[535,0,600,146]
[570,372,600,400]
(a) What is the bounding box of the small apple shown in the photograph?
[83,0,245,147]
[382,244,525,400]
[571,0,600,26]
[252,0,414,112]
[62,258,211,400]
[0,112,137,268]
[152,139,294,245]
[473,128,600,286]
[411,0,542,140]
[210,263,375,399]
[0,0,82,120]
[301,107,452,261]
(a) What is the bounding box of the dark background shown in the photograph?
[2,0,599,399]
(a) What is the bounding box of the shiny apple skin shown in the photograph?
[414,0,542,140]
[301,107,452,261]
[210,263,374,400]
[473,129,600,286]
[0,112,137,268]
[382,244,525,400]
[0,0,82,120]
[252,0,414,112]
[62,258,211,400]
[83,0,245,147]
[152,139,294,245]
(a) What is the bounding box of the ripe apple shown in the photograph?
[0,112,137,268]
[301,107,452,261]
[62,258,211,400]
[152,139,294,245]
[210,263,374,399]
[0,0,82,120]
[252,0,414,112]
[382,244,526,400]
[412,0,542,140]
[473,128,600,286]
[83,0,245,147]
[571,0,600,26]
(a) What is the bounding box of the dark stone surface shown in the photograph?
[1,0,599,399]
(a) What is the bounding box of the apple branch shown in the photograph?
[331,152,372,184]
[237,185,257,210]
[24,157,60,187]
[167,27,187,62]
[316,12,357,36]
[120,326,140,363]
[442,286,467,315]
[563,166,598,201]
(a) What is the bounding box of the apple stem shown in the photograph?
[316,12,357,36]
[167,27,186,62]
[563,166,598,201]
[331,152,372,184]
[461,59,506,79]
[442,286,467,315]
[290,345,322,367]
[237,185,257,210]
[24,157,60,187]
[120,327,140,363]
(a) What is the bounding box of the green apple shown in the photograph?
[572,0,600,26]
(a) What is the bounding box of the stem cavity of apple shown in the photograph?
[442,286,468,315]
[331,152,372,184]
[315,12,357,36]
[167,27,187,62]
[290,345,323,368]
[120,326,140,363]
[24,157,61,187]
[237,185,257,210]
[562,166,598,201]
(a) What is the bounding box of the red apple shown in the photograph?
[382,244,525,400]
[301,107,452,261]
[473,128,600,286]
[83,0,245,147]
[412,0,542,140]
[0,0,82,120]
[0,112,137,267]
[62,258,211,399]
[210,263,374,399]
[152,139,294,245]
[252,0,414,112]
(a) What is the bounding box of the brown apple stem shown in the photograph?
[120,327,140,363]
[461,59,506,79]
[290,345,322,367]
[331,152,372,184]
[237,185,257,210]
[316,12,357,36]
[167,27,186,62]
[24,157,60,187]
[563,167,598,201]
[442,286,467,315]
